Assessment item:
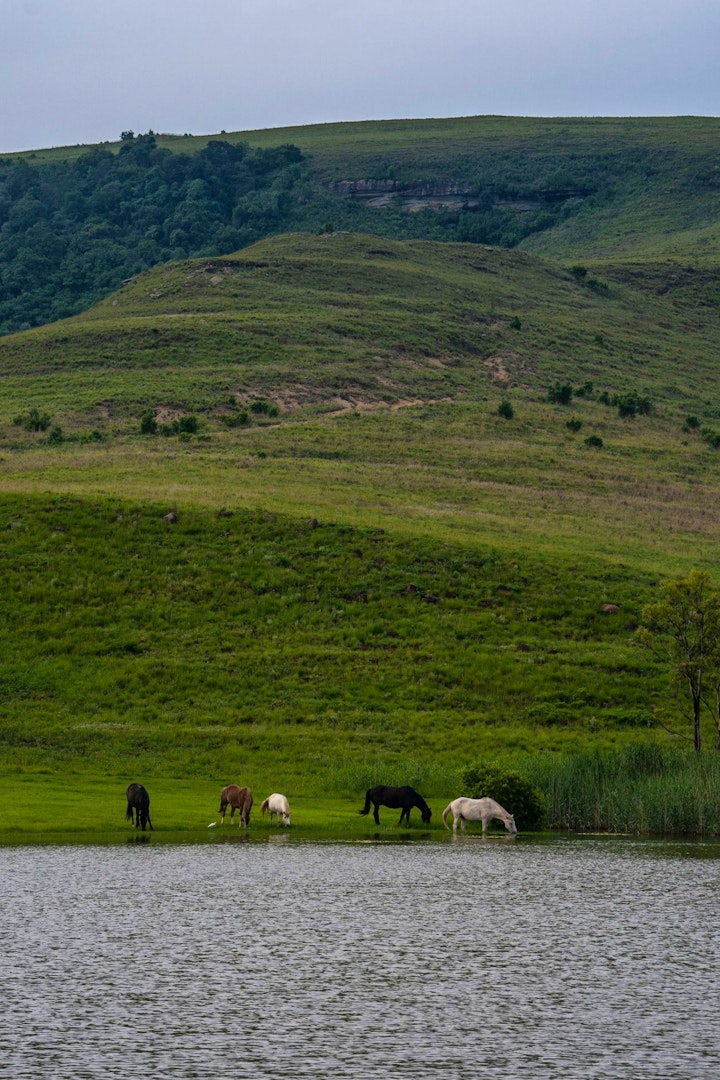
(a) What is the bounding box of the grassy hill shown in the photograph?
[3,118,720,828]
[9,115,720,264]
[2,230,720,572]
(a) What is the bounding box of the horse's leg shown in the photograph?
[460,816,466,833]
[373,804,380,825]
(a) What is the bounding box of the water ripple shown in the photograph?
[0,838,718,1079]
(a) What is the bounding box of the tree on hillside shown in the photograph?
[637,570,720,751]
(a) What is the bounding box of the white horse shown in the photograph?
[442,796,517,835]
[260,792,291,827]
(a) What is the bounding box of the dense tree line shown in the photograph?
[0,133,305,334]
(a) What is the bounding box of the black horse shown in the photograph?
[126,783,153,831]
[359,785,432,826]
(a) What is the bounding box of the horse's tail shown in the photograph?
[358,789,372,816]
[125,803,133,822]
[260,797,270,816]
[441,803,454,830]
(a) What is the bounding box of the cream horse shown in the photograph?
[442,796,517,835]
[260,792,291,826]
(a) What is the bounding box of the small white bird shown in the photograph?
[207,821,217,828]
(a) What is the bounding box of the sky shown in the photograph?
[2,0,719,153]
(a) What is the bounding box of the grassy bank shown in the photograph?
[3,747,719,844]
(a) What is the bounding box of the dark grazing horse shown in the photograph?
[359,785,432,826]
[219,784,253,827]
[126,783,153,831]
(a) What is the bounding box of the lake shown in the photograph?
[1,834,718,1079]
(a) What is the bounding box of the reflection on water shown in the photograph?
[1,836,718,1079]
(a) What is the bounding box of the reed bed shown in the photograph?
[526,745,720,835]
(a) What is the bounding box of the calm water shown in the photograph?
[1,834,718,1079]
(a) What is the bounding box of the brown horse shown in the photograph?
[219,784,253,827]
[126,783,153,831]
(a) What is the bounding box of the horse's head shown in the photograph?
[506,814,517,834]
[421,805,432,824]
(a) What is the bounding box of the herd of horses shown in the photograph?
[125,782,517,835]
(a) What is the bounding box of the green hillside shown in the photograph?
[2,118,720,827]
[3,226,720,568]
[3,116,720,335]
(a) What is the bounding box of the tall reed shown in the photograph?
[526,745,720,835]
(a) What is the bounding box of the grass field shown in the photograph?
[3,117,720,836]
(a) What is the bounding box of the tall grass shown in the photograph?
[526,745,720,835]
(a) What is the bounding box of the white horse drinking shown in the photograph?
[260,792,291,827]
[441,796,517,835]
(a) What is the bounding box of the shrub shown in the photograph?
[497,399,514,420]
[585,434,603,448]
[47,426,64,445]
[159,415,199,436]
[140,411,157,435]
[509,316,522,330]
[684,415,700,431]
[457,760,545,829]
[702,428,720,449]
[576,380,594,396]
[566,418,582,432]
[220,409,249,428]
[23,408,52,432]
[547,382,573,405]
[250,399,279,417]
[570,265,588,279]
[616,393,638,418]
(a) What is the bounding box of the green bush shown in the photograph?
[547,382,573,405]
[457,760,545,829]
[178,415,199,434]
[22,408,52,432]
[140,411,157,435]
[585,434,603,448]
[566,418,582,432]
[160,414,199,436]
[497,399,514,420]
[220,409,249,428]
[250,399,279,417]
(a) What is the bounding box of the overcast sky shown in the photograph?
[2,0,719,153]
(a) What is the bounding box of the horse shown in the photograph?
[359,785,432,826]
[219,785,253,827]
[442,796,517,835]
[260,793,291,826]
[126,783,153,831]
